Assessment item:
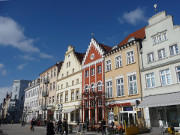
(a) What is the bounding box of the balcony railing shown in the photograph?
[42,91,49,97]
[43,78,49,84]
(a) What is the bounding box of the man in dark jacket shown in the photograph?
[101,119,106,135]
[57,119,62,133]
[61,119,68,135]
[47,120,55,135]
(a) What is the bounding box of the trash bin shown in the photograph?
[68,124,73,133]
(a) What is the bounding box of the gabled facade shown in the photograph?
[82,38,111,123]
[39,62,62,121]
[24,78,40,123]
[104,27,145,125]
[56,45,84,123]
[139,11,180,128]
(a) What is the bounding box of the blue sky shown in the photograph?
[0,0,180,103]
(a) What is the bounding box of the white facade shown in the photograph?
[56,45,83,124]
[24,78,40,123]
[141,11,180,128]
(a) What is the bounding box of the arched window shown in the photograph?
[91,84,95,92]
[97,82,102,91]
[85,85,89,93]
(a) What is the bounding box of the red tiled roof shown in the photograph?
[75,52,85,63]
[99,43,112,52]
[118,26,146,47]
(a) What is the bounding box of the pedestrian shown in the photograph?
[86,118,89,131]
[47,120,55,135]
[44,120,47,127]
[57,119,62,133]
[31,119,35,131]
[61,119,68,135]
[111,121,114,135]
[101,119,106,135]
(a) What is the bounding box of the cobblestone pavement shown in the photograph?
[0,124,170,135]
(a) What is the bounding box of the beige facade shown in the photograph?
[56,45,84,124]
[39,62,62,121]
[104,41,143,125]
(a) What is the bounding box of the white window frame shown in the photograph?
[97,82,102,91]
[128,73,138,95]
[85,100,89,108]
[85,85,89,93]
[106,60,111,71]
[116,76,124,97]
[97,65,101,74]
[160,69,172,86]
[76,90,79,100]
[91,100,95,107]
[127,50,135,64]
[106,79,112,98]
[85,70,89,78]
[115,55,122,68]
[169,44,179,56]
[147,52,154,63]
[65,93,68,102]
[60,94,63,103]
[91,68,95,76]
[71,92,74,101]
[176,66,180,83]
[98,98,102,106]
[91,83,95,92]
[158,48,166,60]
[145,73,156,88]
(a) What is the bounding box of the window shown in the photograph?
[76,90,79,100]
[54,68,56,77]
[85,70,89,78]
[66,82,68,88]
[97,82,102,91]
[147,53,154,63]
[91,53,95,60]
[158,49,166,59]
[91,100,95,107]
[98,99,102,106]
[170,44,178,56]
[116,55,122,68]
[91,84,95,92]
[65,93,68,102]
[49,97,51,104]
[72,80,74,86]
[15,95,17,100]
[57,95,59,103]
[61,84,63,89]
[50,83,52,90]
[97,65,101,74]
[153,37,157,45]
[160,69,171,86]
[153,33,167,45]
[127,51,135,64]
[62,74,64,78]
[51,70,53,78]
[176,66,180,83]
[162,33,167,40]
[85,85,89,93]
[76,79,79,84]
[60,94,63,103]
[67,71,69,76]
[157,35,162,43]
[52,96,55,103]
[53,82,55,90]
[146,73,155,88]
[72,68,74,73]
[116,77,124,97]
[106,60,111,71]
[85,101,89,108]
[71,92,74,101]
[106,81,112,98]
[128,74,137,95]
[91,68,95,76]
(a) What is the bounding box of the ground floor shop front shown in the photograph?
[139,92,180,128]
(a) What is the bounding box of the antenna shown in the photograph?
[154,4,157,12]
[91,33,94,38]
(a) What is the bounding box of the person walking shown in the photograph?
[31,119,35,131]
[61,119,68,135]
[101,119,106,135]
[57,119,62,133]
[47,120,55,135]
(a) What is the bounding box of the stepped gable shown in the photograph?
[118,26,146,47]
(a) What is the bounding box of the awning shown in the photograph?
[139,92,180,108]
[62,108,75,113]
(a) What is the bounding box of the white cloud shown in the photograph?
[118,7,147,25]
[0,86,12,104]
[40,52,53,59]
[0,63,7,76]
[18,54,35,61]
[0,16,53,59]
[17,63,27,70]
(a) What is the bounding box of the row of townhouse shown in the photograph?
[21,11,180,128]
